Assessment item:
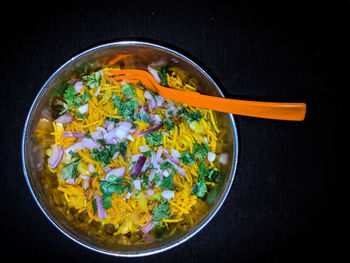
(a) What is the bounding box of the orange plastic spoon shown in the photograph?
[109,69,306,121]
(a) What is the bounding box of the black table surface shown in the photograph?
[2,1,348,262]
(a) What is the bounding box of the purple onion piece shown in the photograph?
[136,122,164,138]
[55,112,74,124]
[130,156,147,179]
[62,131,85,138]
[48,145,64,169]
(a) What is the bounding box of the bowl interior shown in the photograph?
[22,41,238,256]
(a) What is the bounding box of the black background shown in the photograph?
[2,0,348,262]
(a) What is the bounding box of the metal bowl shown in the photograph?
[21,41,239,257]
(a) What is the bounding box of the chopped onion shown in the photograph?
[162,190,175,200]
[139,145,150,152]
[96,126,107,133]
[155,147,163,161]
[106,167,126,178]
[64,141,84,154]
[65,178,76,184]
[77,103,89,114]
[95,195,106,220]
[171,149,180,159]
[136,122,164,137]
[88,163,95,173]
[208,152,216,162]
[73,81,84,94]
[55,112,74,124]
[131,154,142,162]
[83,179,89,189]
[147,66,161,84]
[81,138,101,150]
[48,145,64,169]
[133,179,141,190]
[104,119,115,131]
[79,174,90,180]
[104,121,132,141]
[94,86,101,96]
[130,156,147,178]
[103,166,112,173]
[163,149,180,166]
[156,96,166,108]
[144,90,156,109]
[219,153,228,165]
[141,220,153,234]
[90,131,102,141]
[146,189,154,197]
[112,151,120,160]
[62,131,85,138]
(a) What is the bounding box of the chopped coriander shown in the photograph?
[158,67,168,86]
[164,118,175,130]
[180,151,195,165]
[145,131,163,146]
[82,71,101,89]
[106,117,120,123]
[159,171,174,190]
[68,150,80,160]
[84,133,92,139]
[90,141,128,167]
[60,160,80,180]
[153,173,161,184]
[121,83,136,96]
[191,178,207,197]
[152,201,171,228]
[143,151,152,157]
[193,143,211,160]
[71,111,87,119]
[100,176,132,208]
[141,175,149,189]
[92,199,97,216]
[160,161,175,170]
[184,110,203,123]
[112,93,138,120]
[136,111,150,122]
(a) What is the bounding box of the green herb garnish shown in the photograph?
[145,131,163,146]
[193,143,211,160]
[164,118,175,130]
[60,160,80,180]
[100,175,133,208]
[180,151,195,165]
[112,93,138,120]
[121,83,136,96]
[90,141,127,167]
[82,71,101,89]
[152,201,171,228]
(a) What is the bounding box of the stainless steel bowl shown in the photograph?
[21,41,239,257]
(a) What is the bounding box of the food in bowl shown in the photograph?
[33,63,229,244]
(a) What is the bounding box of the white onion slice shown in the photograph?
[139,145,150,152]
[219,153,228,165]
[95,195,107,220]
[147,66,161,84]
[48,145,64,169]
[144,90,157,109]
[106,167,126,178]
[73,81,84,94]
[208,152,216,162]
[162,190,175,200]
[55,112,74,124]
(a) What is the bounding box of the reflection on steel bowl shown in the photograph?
[22,41,238,257]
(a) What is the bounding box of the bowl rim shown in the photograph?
[21,40,239,257]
